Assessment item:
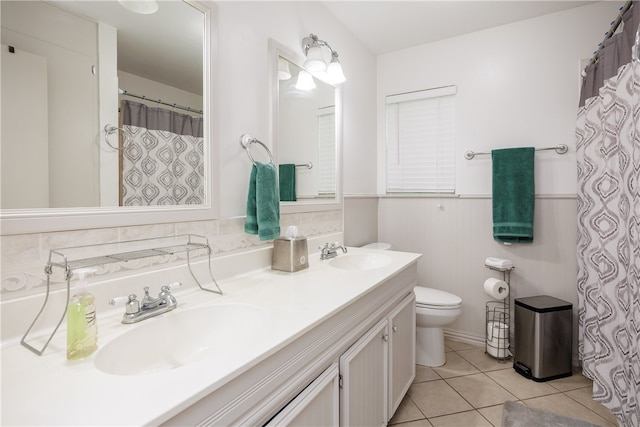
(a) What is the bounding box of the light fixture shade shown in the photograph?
[295,70,316,90]
[278,57,292,80]
[304,45,327,72]
[118,0,159,14]
[327,61,346,84]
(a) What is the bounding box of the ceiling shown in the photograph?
[322,1,597,55]
[47,1,601,95]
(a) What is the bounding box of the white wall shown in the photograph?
[1,1,99,208]
[377,2,620,196]
[216,2,376,217]
[375,2,621,356]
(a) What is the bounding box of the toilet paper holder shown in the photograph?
[484,259,514,363]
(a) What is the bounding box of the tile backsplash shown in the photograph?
[1,210,342,300]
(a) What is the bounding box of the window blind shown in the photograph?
[317,107,336,194]
[386,86,456,193]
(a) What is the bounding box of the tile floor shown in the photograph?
[389,339,619,427]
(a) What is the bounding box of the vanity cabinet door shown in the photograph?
[339,318,388,427]
[388,293,416,419]
[264,364,339,427]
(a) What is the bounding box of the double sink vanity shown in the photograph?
[1,235,420,426]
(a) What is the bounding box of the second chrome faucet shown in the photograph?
[319,242,347,260]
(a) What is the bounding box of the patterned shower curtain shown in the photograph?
[120,100,204,206]
[576,5,640,426]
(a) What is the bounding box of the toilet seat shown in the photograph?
[414,286,462,310]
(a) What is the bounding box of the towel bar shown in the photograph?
[104,125,132,150]
[240,134,274,165]
[464,144,568,160]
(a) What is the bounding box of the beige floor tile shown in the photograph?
[446,373,517,408]
[485,368,557,400]
[548,369,592,391]
[408,380,473,418]
[414,364,441,383]
[457,348,512,372]
[432,352,481,379]
[390,419,434,427]
[390,394,426,425]
[565,387,620,425]
[523,394,615,426]
[444,338,481,351]
[429,410,493,427]
[477,404,506,427]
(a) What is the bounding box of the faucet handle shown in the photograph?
[160,281,182,294]
[109,294,140,314]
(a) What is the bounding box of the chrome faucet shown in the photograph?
[110,281,182,324]
[319,242,348,260]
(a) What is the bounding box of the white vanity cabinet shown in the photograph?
[265,364,340,426]
[339,318,389,426]
[388,293,416,417]
[162,262,418,427]
[339,293,416,426]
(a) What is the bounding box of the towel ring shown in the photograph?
[104,125,131,150]
[240,134,274,164]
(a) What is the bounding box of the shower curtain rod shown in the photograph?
[118,89,203,115]
[585,0,633,70]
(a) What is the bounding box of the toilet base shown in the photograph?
[416,326,446,367]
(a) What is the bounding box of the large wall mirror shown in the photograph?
[269,40,342,213]
[0,0,217,234]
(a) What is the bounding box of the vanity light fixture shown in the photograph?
[301,33,346,84]
[295,70,316,90]
[118,0,159,14]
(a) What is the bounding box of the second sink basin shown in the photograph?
[94,303,267,376]
[329,253,392,270]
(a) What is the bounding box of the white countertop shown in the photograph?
[1,247,420,426]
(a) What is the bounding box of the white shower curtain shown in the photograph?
[120,100,204,206]
[576,5,640,426]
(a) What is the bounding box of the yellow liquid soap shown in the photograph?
[67,292,98,360]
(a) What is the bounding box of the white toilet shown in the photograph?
[414,286,462,367]
[361,243,462,367]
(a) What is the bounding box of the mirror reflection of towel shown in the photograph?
[279,164,296,202]
[245,162,280,241]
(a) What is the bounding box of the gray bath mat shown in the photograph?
[502,401,601,427]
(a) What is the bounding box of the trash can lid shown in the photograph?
[515,295,572,312]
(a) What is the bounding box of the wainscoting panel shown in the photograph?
[378,197,578,356]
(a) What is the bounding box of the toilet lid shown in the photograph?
[362,242,391,250]
[414,286,462,308]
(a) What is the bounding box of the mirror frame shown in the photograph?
[269,39,343,214]
[0,0,219,235]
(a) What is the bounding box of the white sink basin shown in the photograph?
[94,303,267,376]
[329,254,392,270]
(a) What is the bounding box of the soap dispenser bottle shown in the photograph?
[67,268,98,360]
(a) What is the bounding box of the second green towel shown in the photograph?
[492,147,535,243]
[279,164,296,202]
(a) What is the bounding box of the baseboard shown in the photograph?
[444,328,582,368]
[443,328,485,347]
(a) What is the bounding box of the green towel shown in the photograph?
[279,164,297,202]
[245,162,281,241]
[492,147,535,243]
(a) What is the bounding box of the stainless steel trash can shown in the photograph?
[513,295,572,382]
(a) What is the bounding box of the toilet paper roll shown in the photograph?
[484,277,509,300]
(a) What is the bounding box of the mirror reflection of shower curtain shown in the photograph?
[119,100,204,205]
